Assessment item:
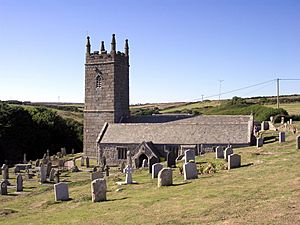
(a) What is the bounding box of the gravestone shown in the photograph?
[290,118,293,124]
[142,159,148,168]
[57,152,62,158]
[215,146,224,159]
[16,174,23,192]
[183,162,198,180]
[261,121,269,131]
[256,137,264,148]
[296,135,300,149]
[54,182,69,201]
[49,168,56,181]
[40,164,47,183]
[23,153,27,164]
[124,165,134,184]
[281,117,285,124]
[86,157,90,168]
[91,178,107,202]
[184,149,195,163]
[91,171,104,181]
[167,151,176,167]
[120,161,125,172]
[270,116,274,123]
[0,181,7,195]
[1,164,9,180]
[54,171,60,184]
[46,149,50,158]
[81,156,85,166]
[104,165,110,177]
[71,148,75,154]
[279,132,285,143]
[228,154,241,170]
[224,147,233,161]
[61,148,66,156]
[35,159,40,167]
[46,162,52,177]
[158,168,173,187]
[152,163,163,179]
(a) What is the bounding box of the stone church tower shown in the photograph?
[84,34,130,157]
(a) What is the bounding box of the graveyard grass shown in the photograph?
[1,124,300,224]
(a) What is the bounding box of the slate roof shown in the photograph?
[99,115,253,145]
[121,114,194,123]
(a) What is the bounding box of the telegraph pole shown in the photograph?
[201,95,204,102]
[218,80,224,105]
[276,78,279,109]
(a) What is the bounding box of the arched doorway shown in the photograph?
[138,154,148,168]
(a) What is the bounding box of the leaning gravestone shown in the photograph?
[256,137,264,148]
[54,182,69,201]
[228,154,241,170]
[16,174,23,192]
[297,135,300,150]
[185,149,195,163]
[183,162,198,180]
[91,178,107,202]
[224,147,233,161]
[152,163,163,179]
[40,164,47,183]
[215,146,224,159]
[91,171,104,181]
[1,164,9,180]
[0,181,7,195]
[158,168,173,187]
[279,132,285,143]
[167,151,176,167]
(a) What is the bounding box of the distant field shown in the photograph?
[267,103,300,115]
[160,100,220,113]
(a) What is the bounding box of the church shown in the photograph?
[83,34,254,170]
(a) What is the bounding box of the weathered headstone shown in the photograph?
[104,165,110,177]
[71,148,75,154]
[261,121,269,131]
[23,153,27,164]
[296,135,300,150]
[142,159,148,168]
[40,164,47,183]
[127,151,132,167]
[281,117,285,124]
[81,156,85,166]
[54,182,69,201]
[91,170,104,181]
[167,151,176,167]
[91,178,107,202]
[54,171,60,184]
[46,162,52,177]
[49,168,56,181]
[0,181,7,195]
[215,146,224,159]
[152,163,163,179]
[16,174,23,192]
[270,116,274,123]
[61,147,66,156]
[256,137,264,148]
[86,156,90,168]
[228,154,241,170]
[184,149,195,163]
[279,132,285,143]
[1,164,9,180]
[183,162,198,180]
[124,165,134,184]
[46,149,50,158]
[224,147,233,161]
[35,159,40,168]
[158,168,173,187]
[290,118,293,124]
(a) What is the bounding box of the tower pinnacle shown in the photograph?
[100,41,106,53]
[125,39,129,57]
[111,34,116,54]
[86,36,91,55]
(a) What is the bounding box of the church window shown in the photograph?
[117,147,127,159]
[96,75,102,88]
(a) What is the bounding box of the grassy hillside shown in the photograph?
[1,123,300,224]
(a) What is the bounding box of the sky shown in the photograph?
[0,0,299,104]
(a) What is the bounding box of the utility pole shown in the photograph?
[218,80,224,105]
[276,78,279,109]
[201,95,204,102]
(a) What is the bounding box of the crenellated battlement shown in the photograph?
[86,34,129,65]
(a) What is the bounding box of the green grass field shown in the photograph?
[1,123,300,224]
[267,103,300,115]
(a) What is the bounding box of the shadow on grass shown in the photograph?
[264,135,278,144]
[240,163,254,168]
[106,197,128,202]
[172,182,190,186]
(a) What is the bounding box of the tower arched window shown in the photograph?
[96,75,102,88]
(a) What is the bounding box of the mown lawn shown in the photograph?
[1,125,300,225]
[267,103,300,115]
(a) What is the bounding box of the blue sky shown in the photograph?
[0,0,299,103]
